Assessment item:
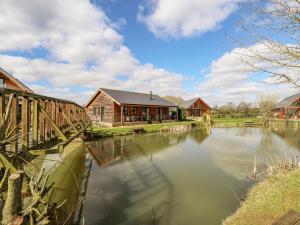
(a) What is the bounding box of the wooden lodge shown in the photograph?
[85,88,178,127]
[0,67,34,93]
[179,97,211,118]
[273,93,300,119]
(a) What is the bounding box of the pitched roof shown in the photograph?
[0,67,34,93]
[179,97,210,109]
[274,93,300,109]
[86,88,177,107]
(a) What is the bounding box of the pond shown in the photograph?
[83,127,300,225]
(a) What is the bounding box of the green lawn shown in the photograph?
[90,120,203,137]
[212,117,262,127]
[224,168,300,225]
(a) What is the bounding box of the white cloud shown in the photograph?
[198,44,299,106]
[138,0,243,38]
[0,0,185,104]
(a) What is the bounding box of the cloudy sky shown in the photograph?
[0,0,298,105]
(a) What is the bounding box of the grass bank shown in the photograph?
[224,168,300,225]
[90,120,204,138]
[212,117,261,127]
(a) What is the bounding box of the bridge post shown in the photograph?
[10,94,18,153]
[21,96,29,151]
[32,98,39,148]
[0,89,5,124]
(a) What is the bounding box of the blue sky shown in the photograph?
[0,0,297,105]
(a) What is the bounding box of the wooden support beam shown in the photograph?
[47,100,52,140]
[0,89,5,124]
[62,111,79,133]
[10,95,18,152]
[39,100,45,143]
[21,96,29,151]
[39,104,67,141]
[32,98,39,147]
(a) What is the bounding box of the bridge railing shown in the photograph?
[0,88,90,153]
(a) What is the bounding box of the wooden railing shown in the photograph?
[0,88,90,153]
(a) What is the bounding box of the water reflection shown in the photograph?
[86,127,211,166]
[84,127,300,225]
[271,127,300,150]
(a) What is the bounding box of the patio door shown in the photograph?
[142,107,150,121]
[156,108,162,121]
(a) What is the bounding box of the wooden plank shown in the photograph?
[0,90,5,123]
[32,98,39,147]
[273,210,300,225]
[9,95,18,152]
[21,96,29,151]
[47,100,52,140]
[39,100,45,144]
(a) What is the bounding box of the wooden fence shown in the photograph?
[0,88,90,154]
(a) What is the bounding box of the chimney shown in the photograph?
[150,90,153,100]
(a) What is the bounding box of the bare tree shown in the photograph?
[163,95,184,105]
[257,95,277,124]
[238,0,300,87]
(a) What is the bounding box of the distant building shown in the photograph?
[273,93,300,119]
[0,67,34,93]
[85,88,178,126]
[179,97,211,118]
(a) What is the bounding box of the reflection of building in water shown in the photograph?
[271,128,300,150]
[86,127,211,166]
[86,138,123,167]
[189,127,211,144]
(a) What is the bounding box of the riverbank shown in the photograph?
[89,120,204,138]
[224,168,300,225]
[212,117,261,127]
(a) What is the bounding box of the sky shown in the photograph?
[0,0,298,106]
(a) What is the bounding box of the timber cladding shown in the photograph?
[85,88,178,127]
[85,91,114,125]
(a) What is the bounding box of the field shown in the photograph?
[212,117,262,127]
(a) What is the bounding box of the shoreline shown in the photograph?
[87,120,206,138]
[224,167,300,225]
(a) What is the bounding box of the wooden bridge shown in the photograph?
[0,88,90,171]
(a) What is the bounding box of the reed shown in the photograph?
[265,154,299,176]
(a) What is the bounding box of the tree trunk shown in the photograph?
[2,173,23,225]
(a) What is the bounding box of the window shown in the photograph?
[98,107,101,116]
[0,78,4,88]
[123,106,128,115]
[93,107,97,116]
[131,106,137,115]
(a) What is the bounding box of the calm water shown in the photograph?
[83,127,300,225]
